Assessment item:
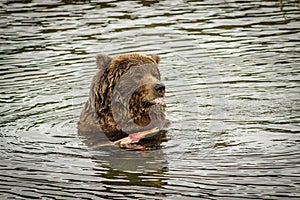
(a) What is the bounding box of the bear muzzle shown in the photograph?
[154,83,165,96]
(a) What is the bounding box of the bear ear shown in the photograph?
[149,54,160,64]
[96,53,112,69]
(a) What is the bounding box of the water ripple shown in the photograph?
[0,0,299,199]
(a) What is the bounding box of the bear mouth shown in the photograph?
[153,97,166,107]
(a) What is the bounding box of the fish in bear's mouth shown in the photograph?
[152,97,166,107]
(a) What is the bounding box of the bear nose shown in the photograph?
[154,83,165,95]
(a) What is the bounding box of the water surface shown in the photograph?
[0,0,300,199]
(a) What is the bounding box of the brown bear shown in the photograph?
[78,53,167,150]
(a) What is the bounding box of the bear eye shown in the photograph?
[135,73,143,79]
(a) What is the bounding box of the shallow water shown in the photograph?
[1,0,300,199]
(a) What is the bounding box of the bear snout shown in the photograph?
[154,83,165,96]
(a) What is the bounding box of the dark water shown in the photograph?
[1,0,300,199]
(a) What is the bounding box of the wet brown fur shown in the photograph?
[78,53,166,144]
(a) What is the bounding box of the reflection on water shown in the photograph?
[1,0,299,199]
